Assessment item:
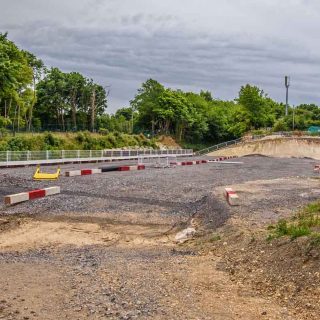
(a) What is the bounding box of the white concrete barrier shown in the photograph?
[4,186,60,206]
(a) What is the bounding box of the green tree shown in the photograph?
[0,32,33,130]
[131,79,165,136]
[237,84,267,129]
[23,51,44,130]
[35,67,68,130]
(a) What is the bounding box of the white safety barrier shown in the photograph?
[4,186,60,205]
[0,149,193,167]
[224,187,239,206]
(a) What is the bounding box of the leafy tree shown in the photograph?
[65,72,86,130]
[0,32,33,131]
[35,67,68,130]
[23,51,44,130]
[237,84,267,129]
[200,90,213,102]
[131,79,165,136]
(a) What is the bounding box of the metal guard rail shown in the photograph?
[0,149,193,167]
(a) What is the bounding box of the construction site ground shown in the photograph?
[0,156,319,319]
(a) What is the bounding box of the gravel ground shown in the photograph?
[0,156,318,219]
[1,155,319,319]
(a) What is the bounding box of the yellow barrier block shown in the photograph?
[33,167,61,180]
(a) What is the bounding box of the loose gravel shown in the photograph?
[0,156,318,219]
[1,155,319,319]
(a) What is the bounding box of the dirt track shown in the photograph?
[0,156,319,319]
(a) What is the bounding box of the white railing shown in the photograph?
[0,149,193,167]
[196,138,243,155]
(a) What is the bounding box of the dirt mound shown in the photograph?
[208,136,320,160]
[156,135,181,149]
[218,232,320,320]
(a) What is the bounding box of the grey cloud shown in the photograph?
[1,0,320,111]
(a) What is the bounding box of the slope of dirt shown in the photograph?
[187,176,320,320]
[193,220,320,320]
[1,157,320,319]
[0,214,291,320]
[208,136,320,160]
[156,135,181,149]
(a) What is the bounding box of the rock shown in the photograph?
[175,228,196,243]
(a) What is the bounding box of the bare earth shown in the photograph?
[0,156,319,319]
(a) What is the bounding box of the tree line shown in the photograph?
[1,32,320,147]
[0,32,107,133]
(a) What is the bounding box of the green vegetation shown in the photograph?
[268,202,320,243]
[2,33,320,151]
[209,233,221,242]
[0,131,156,151]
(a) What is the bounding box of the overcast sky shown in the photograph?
[1,0,319,112]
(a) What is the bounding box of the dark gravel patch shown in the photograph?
[0,156,317,220]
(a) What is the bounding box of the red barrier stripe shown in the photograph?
[81,169,92,175]
[138,165,145,170]
[29,189,46,200]
[118,166,130,171]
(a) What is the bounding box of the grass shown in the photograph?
[209,234,221,242]
[268,201,320,242]
[0,131,157,151]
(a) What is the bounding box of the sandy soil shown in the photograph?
[0,156,319,319]
[0,215,291,320]
[208,136,320,160]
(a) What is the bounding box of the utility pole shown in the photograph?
[285,76,290,116]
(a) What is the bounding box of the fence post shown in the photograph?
[46,150,49,160]
[77,150,80,160]
[101,150,103,158]
[6,151,9,165]
[61,150,65,159]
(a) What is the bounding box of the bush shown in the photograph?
[75,132,86,144]
[0,131,157,151]
[273,118,289,132]
[268,202,320,242]
[98,128,109,135]
[44,132,62,149]
[7,137,31,151]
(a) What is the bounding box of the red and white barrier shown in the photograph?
[4,186,60,206]
[66,168,102,177]
[224,187,239,206]
[118,165,145,171]
[66,165,145,176]
[170,157,237,167]
[170,162,183,166]
[314,165,320,172]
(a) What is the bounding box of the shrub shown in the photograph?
[7,137,30,151]
[44,132,62,149]
[75,132,86,144]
